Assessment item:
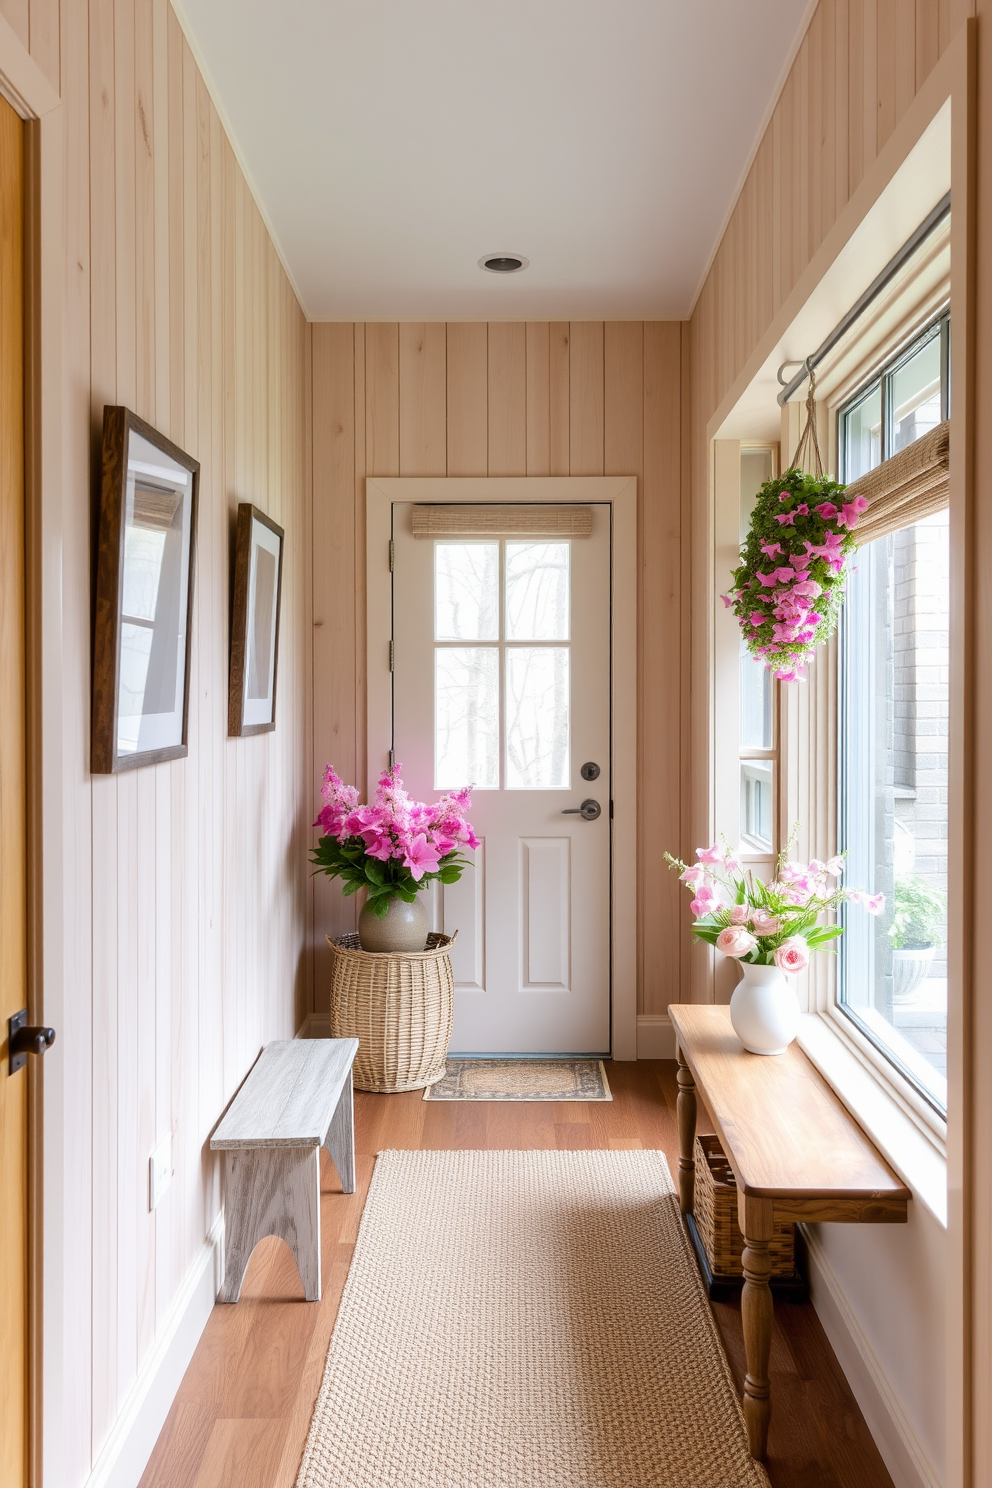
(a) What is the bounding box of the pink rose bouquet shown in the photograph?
[664,832,883,974]
[310,763,478,918]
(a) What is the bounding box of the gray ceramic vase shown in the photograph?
[358,893,429,953]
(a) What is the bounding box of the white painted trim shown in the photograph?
[80,1216,224,1488]
[299,1012,333,1040]
[635,1015,676,1060]
[804,1226,941,1488]
[366,476,639,1061]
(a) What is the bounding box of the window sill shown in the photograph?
[796,1012,947,1226]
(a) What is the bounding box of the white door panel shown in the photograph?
[392,502,611,1053]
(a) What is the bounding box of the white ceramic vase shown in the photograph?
[729,960,800,1056]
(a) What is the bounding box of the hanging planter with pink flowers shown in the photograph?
[723,369,867,682]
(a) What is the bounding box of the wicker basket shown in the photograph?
[327,931,456,1093]
[693,1134,796,1278]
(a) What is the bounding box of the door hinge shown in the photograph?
[388,748,395,768]
[609,799,614,820]
[389,539,395,572]
[389,639,394,672]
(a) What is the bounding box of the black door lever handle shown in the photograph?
[8,1009,56,1075]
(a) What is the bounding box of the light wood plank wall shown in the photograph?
[2,3,310,1482]
[686,3,992,1485]
[309,321,689,1024]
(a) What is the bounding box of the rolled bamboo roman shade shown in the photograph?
[844,419,949,544]
[411,504,593,539]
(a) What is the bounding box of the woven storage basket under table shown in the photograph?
[327,932,456,1093]
[692,1133,796,1279]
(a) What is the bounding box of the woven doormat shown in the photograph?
[423,1057,612,1101]
[295,1149,768,1488]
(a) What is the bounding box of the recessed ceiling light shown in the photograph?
[479,253,529,273]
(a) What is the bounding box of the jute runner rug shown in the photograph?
[296,1149,768,1488]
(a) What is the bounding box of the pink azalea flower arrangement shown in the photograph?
[664,832,884,973]
[310,763,478,917]
[723,467,866,682]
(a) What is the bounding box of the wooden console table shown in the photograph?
[668,1004,910,1460]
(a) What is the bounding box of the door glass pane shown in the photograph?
[890,332,942,454]
[843,383,882,478]
[505,542,570,641]
[435,647,499,789]
[505,647,570,788]
[434,542,499,641]
[839,512,949,1112]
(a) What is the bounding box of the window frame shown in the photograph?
[824,310,952,1138]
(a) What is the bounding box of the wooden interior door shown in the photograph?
[0,90,28,1488]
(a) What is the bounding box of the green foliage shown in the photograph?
[730,467,857,670]
[309,835,470,917]
[889,873,945,950]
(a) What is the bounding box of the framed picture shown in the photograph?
[92,407,199,773]
[228,504,285,736]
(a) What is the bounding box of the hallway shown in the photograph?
[141,1061,894,1488]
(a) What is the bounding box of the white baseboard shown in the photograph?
[636,1014,676,1059]
[803,1226,941,1488]
[299,1012,332,1039]
[82,1214,224,1488]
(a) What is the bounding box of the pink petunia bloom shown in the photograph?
[789,551,812,569]
[775,566,798,583]
[696,843,724,864]
[838,497,869,529]
[779,491,792,502]
[774,665,806,682]
[774,512,795,526]
[720,593,734,609]
[749,613,765,627]
[401,833,442,881]
[680,863,707,887]
[759,540,783,558]
[815,501,840,520]
[756,570,781,588]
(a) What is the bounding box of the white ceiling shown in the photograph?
[176,0,812,322]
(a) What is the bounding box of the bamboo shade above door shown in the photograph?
[411,504,594,539]
[845,419,949,544]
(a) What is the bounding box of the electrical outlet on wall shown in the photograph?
[149,1132,172,1211]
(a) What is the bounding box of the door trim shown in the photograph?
[0,19,62,1488]
[366,476,638,1060]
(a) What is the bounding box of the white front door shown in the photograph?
[391,503,612,1054]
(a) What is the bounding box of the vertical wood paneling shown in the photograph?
[525,322,550,474]
[568,322,604,475]
[33,2,311,1478]
[445,322,487,475]
[398,322,445,476]
[310,320,685,1028]
[486,321,526,475]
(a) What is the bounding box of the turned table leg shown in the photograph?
[739,1192,775,1459]
[676,1046,697,1215]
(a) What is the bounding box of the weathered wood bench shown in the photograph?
[210,1037,359,1303]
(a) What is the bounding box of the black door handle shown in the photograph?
[8,1009,56,1075]
[561,798,602,821]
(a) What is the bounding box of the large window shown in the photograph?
[838,314,950,1114]
[739,449,779,863]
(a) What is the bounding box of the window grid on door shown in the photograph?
[433,539,571,791]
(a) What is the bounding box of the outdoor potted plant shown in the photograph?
[665,834,884,1055]
[311,762,478,951]
[889,873,945,1005]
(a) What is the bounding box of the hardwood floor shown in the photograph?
[139,1061,894,1488]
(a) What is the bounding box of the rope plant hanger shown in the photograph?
[725,361,867,683]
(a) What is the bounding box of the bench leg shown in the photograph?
[324,1069,356,1195]
[220,1147,322,1303]
[739,1192,775,1459]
